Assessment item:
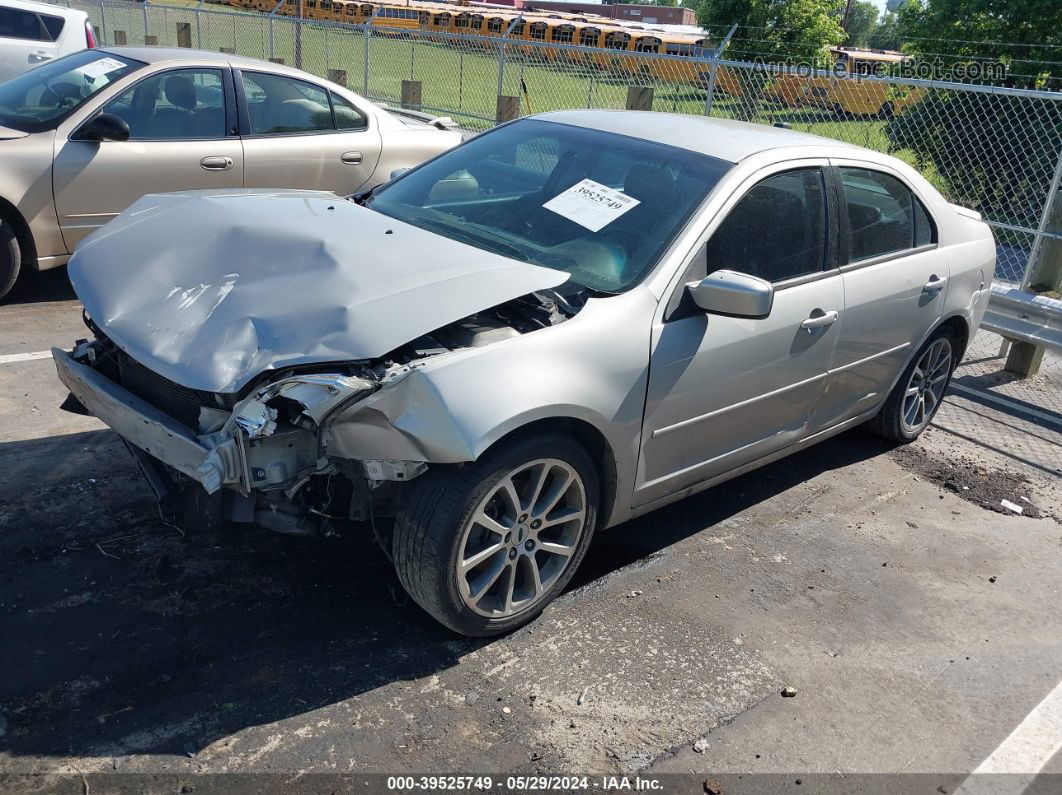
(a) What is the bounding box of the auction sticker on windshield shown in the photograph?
[542,178,640,232]
[77,57,127,80]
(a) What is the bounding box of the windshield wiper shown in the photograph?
[454,220,533,262]
[396,208,531,263]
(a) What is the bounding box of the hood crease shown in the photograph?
[70,189,568,393]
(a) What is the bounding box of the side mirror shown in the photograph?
[687,269,774,319]
[389,167,410,180]
[75,112,130,142]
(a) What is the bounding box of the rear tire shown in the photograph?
[0,214,22,301]
[869,327,959,443]
[392,433,599,636]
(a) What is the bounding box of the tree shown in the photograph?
[867,12,902,51]
[896,0,1062,87]
[842,0,880,48]
[693,0,845,123]
[695,0,846,64]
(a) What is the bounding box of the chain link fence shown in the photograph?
[44,1,1062,386]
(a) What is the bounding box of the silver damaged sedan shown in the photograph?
[54,111,995,635]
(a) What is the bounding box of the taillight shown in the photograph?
[85,22,97,48]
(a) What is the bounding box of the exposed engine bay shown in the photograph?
[66,289,584,539]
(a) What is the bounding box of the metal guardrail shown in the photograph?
[983,284,1062,352]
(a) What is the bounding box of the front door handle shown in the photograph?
[200,156,234,171]
[340,151,363,165]
[800,309,839,331]
[923,274,948,292]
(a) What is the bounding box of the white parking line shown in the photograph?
[949,383,1062,429]
[0,350,52,365]
[956,678,1062,794]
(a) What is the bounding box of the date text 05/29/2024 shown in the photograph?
[385,775,664,791]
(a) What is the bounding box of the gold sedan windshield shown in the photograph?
[0,50,142,133]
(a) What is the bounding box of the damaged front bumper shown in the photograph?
[53,347,234,493]
[52,346,386,500]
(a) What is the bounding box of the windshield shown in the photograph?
[368,119,731,292]
[0,51,143,133]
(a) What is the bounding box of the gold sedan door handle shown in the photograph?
[200,156,233,171]
[340,151,363,165]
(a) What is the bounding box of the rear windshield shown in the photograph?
[0,50,143,133]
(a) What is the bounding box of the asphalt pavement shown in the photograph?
[1,270,1060,791]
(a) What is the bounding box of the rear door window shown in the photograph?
[0,7,46,41]
[330,91,367,131]
[40,13,65,41]
[840,167,935,261]
[242,72,333,135]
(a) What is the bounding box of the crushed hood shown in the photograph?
[70,189,568,393]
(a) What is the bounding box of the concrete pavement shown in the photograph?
[1,271,1059,789]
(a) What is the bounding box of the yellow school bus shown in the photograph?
[771,47,925,118]
[521,18,576,61]
[223,0,783,106]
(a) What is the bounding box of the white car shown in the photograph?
[0,0,95,82]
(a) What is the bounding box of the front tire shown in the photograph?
[392,433,599,636]
[0,215,22,301]
[869,328,958,442]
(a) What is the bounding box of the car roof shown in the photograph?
[100,45,305,74]
[534,110,863,163]
[2,0,86,15]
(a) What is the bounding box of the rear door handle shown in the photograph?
[800,309,839,330]
[29,51,53,63]
[340,151,363,165]
[200,156,233,171]
[923,275,948,292]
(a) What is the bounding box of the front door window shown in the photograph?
[103,68,227,140]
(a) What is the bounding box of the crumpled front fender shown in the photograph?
[324,367,479,463]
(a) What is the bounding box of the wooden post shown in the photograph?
[1027,197,1062,298]
[113,30,127,45]
[269,57,286,64]
[401,80,422,111]
[626,85,654,111]
[328,68,348,87]
[496,95,520,122]
[144,35,158,45]
[176,22,192,49]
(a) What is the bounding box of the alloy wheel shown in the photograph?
[901,337,953,434]
[456,458,587,618]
